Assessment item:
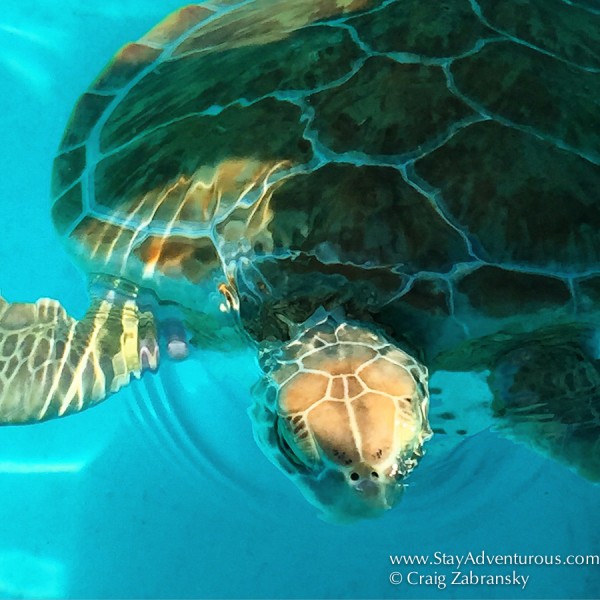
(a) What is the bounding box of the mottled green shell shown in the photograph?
[51,0,600,363]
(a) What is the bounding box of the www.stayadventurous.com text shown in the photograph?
[387,551,599,590]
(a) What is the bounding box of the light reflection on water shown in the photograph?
[127,347,266,502]
[0,550,65,598]
[0,461,84,474]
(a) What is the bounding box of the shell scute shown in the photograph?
[308,56,474,156]
[96,99,309,212]
[415,121,600,270]
[452,42,600,159]
[102,25,361,153]
[52,184,84,237]
[347,0,492,57]
[172,0,376,56]
[92,43,162,92]
[58,93,113,152]
[141,5,215,48]
[269,163,471,272]
[52,146,86,199]
[456,267,573,319]
[478,0,600,70]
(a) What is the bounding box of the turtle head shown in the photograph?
[251,317,432,523]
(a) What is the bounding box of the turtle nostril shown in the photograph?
[350,472,360,481]
[371,471,379,479]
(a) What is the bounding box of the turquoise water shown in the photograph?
[0,1,599,598]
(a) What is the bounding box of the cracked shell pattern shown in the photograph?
[50,0,600,363]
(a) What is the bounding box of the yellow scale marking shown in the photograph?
[58,299,112,415]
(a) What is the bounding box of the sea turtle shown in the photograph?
[1,0,599,522]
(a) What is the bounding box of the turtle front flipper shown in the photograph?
[0,294,158,425]
[489,333,600,482]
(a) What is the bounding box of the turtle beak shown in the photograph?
[354,477,380,496]
[299,466,405,523]
[344,463,407,509]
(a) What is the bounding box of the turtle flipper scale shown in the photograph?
[0,295,158,424]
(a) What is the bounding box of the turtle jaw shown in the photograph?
[307,467,405,523]
[310,433,430,522]
[269,413,428,523]
[336,463,405,511]
[307,416,431,522]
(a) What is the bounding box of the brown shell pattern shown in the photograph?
[50,0,600,359]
